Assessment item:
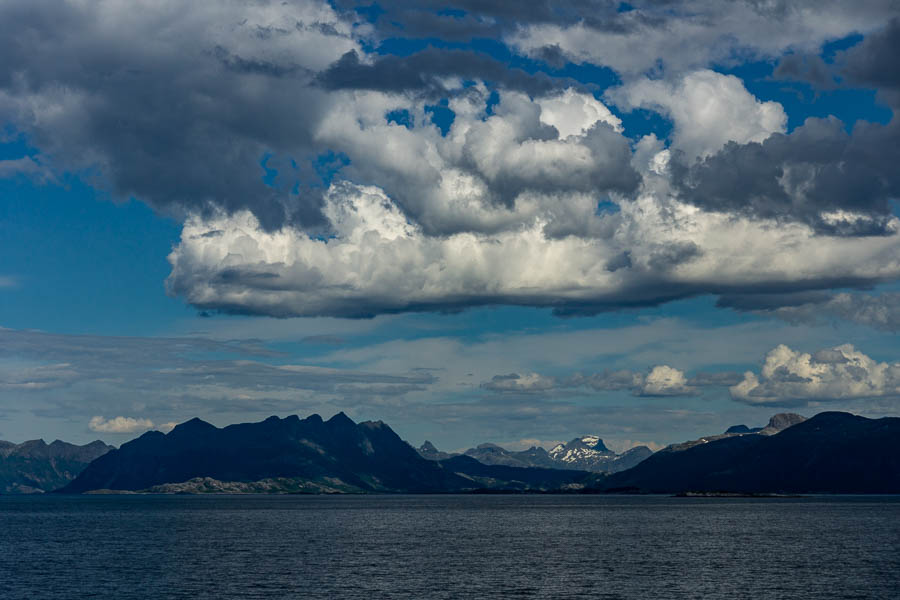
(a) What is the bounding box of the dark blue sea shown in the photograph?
[1,494,898,599]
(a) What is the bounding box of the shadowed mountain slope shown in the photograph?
[59,413,593,494]
[601,412,900,494]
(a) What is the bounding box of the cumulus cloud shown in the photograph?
[166,173,900,317]
[88,416,156,434]
[608,70,786,161]
[731,344,900,405]
[313,86,639,236]
[2,0,900,321]
[640,365,692,397]
[672,115,900,236]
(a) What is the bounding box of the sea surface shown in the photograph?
[1,494,898,599]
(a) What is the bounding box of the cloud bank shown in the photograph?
[1,1,899,319]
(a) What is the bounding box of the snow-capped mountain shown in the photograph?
[546,436,652,473]
[549,436,613,464]
[418,436,653,474]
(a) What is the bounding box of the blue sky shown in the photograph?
[2,1,899,451]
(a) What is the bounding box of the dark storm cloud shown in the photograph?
[676,18,900,237]
[317,48,585,97]
[0,0,352,231]
[715,291,836,312]
[332,0,624,41]
[838,18,900,105]
[760,292,900,332]
[772,53,836,89]
[686,372,745,387]
[672,115,900,236]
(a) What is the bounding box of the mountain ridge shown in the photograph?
[0,438,114,494]
[59,413,593,494]
[418,436,653,474]
[599,411,900,494]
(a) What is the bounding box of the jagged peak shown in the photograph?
[474,442,505,451]
[170,417,216,434]
[561,435,611,453]
[326,411,356,427]
[420,440,439,451]
[17,439,48,449]
[763,412,806,433]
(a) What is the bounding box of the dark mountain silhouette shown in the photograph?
[600,412,900,494]
[59,413,593,494]
[1,439,113,494]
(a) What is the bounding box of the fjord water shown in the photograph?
[2,495,898,599]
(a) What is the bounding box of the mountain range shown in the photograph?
[418,436,652,473]
[0,438,113,493]
[2,410,896,495]
[600,412,900,494]
[59,413,589,494]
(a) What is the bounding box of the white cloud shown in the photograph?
[89,416,156,433]
[608,70,786,160]
[640,365,693,396]
[731,344,900,405]
[167,174,900,318]
[312,86,638,237]
[536,88,623,138]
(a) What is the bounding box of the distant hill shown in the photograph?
[438,455,590,491]
[600,412,900,494]
[418,436,653,474]
[1,439,113,494]
[59,413,593,494]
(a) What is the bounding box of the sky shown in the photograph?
[2,0,900,452]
